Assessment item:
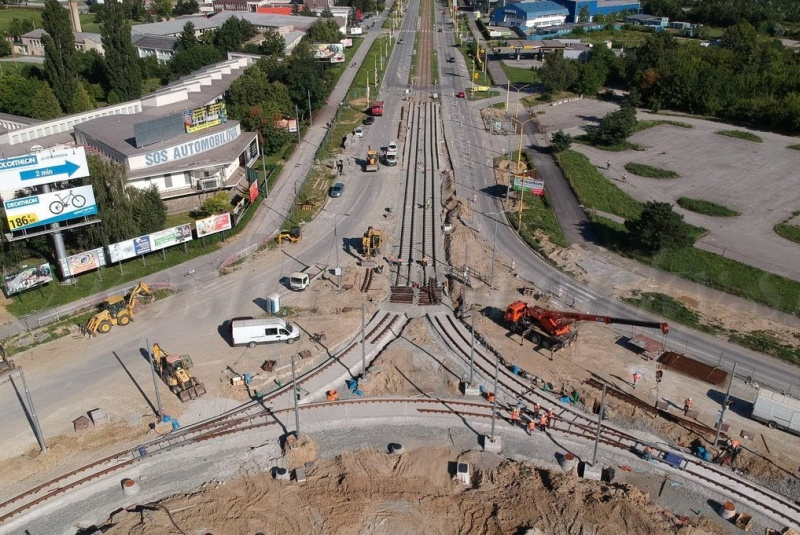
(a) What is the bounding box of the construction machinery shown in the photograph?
[84,282,154,336]
[151,343,207,401]
[365,147,379,172]
[276,226,302,244]
[362,226,383,258]
[504,301,669,351]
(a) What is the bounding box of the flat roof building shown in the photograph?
[490,2,570,31]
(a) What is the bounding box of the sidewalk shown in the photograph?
[0,22,390,342]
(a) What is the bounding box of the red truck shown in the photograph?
[370,101,384,116]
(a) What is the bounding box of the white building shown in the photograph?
[490,1,570,31]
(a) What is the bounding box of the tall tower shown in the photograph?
[68,0,82,33]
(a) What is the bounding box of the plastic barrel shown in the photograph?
[268,293,280,314]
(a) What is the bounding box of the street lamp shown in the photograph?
[511,116,538,232]
[372,52,379,85]
[506,83,530,120]
[485,210,515,289]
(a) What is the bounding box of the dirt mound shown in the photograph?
[101,448,727,534]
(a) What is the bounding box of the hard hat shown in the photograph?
[688,398,692,401]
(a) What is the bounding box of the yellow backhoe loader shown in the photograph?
[276,226,302,244]
[151,343,206,402]
[84,281,154,337]
[362,226,383,258]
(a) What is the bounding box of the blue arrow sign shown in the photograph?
[19,160,81,181]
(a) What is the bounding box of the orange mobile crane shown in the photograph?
[504,301,669,351]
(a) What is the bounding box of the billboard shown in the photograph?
[108,224,192,262]
[4,185,98,232]
[275,118,298,133]
[184,102,227,134]
[3,263,53,295]
[341,38,353,47]
[513,176,545,196]
[349,27,363,35]
[312,43,345,63]
[59,248,106,277]
[249,181,259,203]
[196,213,232,237]
[0,147,90,191]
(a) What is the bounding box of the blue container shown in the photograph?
[511,365,520,375]
[346,379,358,390]
[354,389,364,396]
[138,446,148,457]
[171,419,180,430]
[244,373,252,384]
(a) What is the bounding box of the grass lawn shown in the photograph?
[716,130,763,143]
[728,331,800,366]
[775,222,800,244]
[632,119,692,133]
[499,62,539,85]
[0,8,41,33]
[79,13,102,33]
[788,144,800,151]
[677,197,740,217]
[554,150,642,220]
[624,162,679,178]
[623,292,704,330]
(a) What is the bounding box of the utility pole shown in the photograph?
[361,303,367,379]
[490,354,499,439]
[334,213,341,292]
[295,104,300,143]
[469,310,476,385]
[490,217,498,289]
[366,71,370,105]
[260,144,269,198]
[17,368,46,452]
[292,354,300,437]
[714,362,737,447]
[146,339,163,419]
[592,383,607,466]
[307,90,313,127]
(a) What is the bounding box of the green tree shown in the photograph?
[71,82,96,112]
[0,39,11,57]
[30,86,63,120]
[75,50,108,89]
[131,185,167,234]
[102,0,143,101]
[211,17,257,52]
[174,0,199,15]
[202,192,231,214]
[77,156,138,248]
[225,63,292,118]
[259,28,286,56]
[550,130,572,153]
[625,201,694,253]
[8,18,35,40]
[42,0,79,112]
[240,104,293,155]
[588,102,637,145]
[539,53,578,93]
[304,18,344,43]
[154,0,173,18]
[177,22,199,51]
[578,5,590,22]
[168,44,225,78]
[721,22,759,67]
[0,75,49,116]
[575,61,607,95]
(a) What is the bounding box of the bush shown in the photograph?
[677,197,740,217]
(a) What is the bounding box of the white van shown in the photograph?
[231,318,300,347]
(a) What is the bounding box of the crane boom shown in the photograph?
[547,310,669,334]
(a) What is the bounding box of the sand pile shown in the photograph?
[99,447,726,535]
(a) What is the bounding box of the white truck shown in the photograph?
[289,263,326,291]
[384,141,398,166]
[751,387,800,435]
[231,318,300,347]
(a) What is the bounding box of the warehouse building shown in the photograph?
[490,1,570,31]
[549,0,641,23]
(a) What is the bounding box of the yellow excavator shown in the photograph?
[362,226,383,258]
[276,226,302,244]
[84,281,154,337]
[151,343,206,401]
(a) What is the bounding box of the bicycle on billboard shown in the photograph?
[49,190,86,214]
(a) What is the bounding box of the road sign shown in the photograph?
[0,147,90,191]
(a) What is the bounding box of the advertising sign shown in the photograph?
[3,263,53,295]
[249,181,259,203]
[473,85,490,92]
[59,247,106,277]
[0,147,90,191]
[4,185,98,232]
[184,102,227,134]
[108,239,137,263]
[196,213,232,237]
[275,118,298,133]
[134,236,152,255]
[349,27,363,35]
[513,176,545,196]
[312,43,345,63]
[340,38,353,47]
[150,224,193,250]
[137,125,240,169]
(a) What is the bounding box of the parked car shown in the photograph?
[456,91,466,98]
[398,38,404,44]
[363,116,375,125]
[330,182,345,197]
[354,126,364,137]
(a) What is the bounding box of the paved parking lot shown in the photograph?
[533,100,800,282]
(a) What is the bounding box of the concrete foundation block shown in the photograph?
[481,435,502,452]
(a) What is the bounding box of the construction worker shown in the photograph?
[643,445,653,461]
[547,408,554,428]
[510,408,518,426]
[539,414,548,431]
[606,160,611,170]
[421,256,428,267]
[683,398,693,416]
[528,419,536,435]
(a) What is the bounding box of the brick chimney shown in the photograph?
[69,0,82,33]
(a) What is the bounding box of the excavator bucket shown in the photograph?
[194,383,207,397]
[178,389,192,402]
